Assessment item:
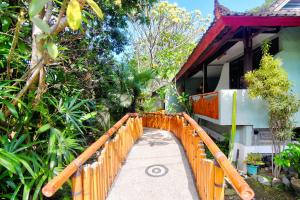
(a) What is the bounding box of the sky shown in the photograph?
[168,0,266,16]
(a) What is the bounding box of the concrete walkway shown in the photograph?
[107,128,199,200]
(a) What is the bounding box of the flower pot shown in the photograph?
[247,164,259,175]
[291,178,300,195]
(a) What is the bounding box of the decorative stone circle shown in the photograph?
[145,164,168,177]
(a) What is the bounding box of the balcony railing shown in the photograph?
[191,92,219,119]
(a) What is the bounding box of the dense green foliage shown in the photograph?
[245,42,300,177]
[0,0,155,199]
[0,0,208,198]
[275,141,300,176]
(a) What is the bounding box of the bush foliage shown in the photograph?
[245,42,300,177]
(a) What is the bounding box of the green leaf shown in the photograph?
[32,174,47,200]
[37,123,52,134]
[10,184,21,200]
[46,43,58,59]
[2,100,18,118]
[29,0,49,18]
[86,0,104,20]
[1,16,12,32]
[67,0,82,30]
[0,111,5,121]
[0,152,17,174]
[48,128,59,154]
[0,150,24,183]
[80,111,97,121]
[31,17,50,33]
[19,158,35,177]
[22,179,35,200]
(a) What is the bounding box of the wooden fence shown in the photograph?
[142,113,254,200]
[42,114,143,200]
[42,112,254,200]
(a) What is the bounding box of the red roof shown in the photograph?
[175,0,300,81]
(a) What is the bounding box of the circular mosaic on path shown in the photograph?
[145,164,168,177]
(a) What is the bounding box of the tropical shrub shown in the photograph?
[275,141,300,176]
[0,89,90,199]
[244,153,265,166]
[245,41,300,177]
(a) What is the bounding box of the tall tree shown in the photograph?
[128,1,209,91]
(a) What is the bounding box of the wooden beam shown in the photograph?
[222,16,300,27]
[186,26,240,78]
[176,18,226,80]
[203,64,208,93]
[243,27,253,88]
[228,38,243,42]
[243,27,253,72]
[251,26,278,31]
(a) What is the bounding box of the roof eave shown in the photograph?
[175,15,300,81]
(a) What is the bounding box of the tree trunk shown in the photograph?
[130,90,138,112]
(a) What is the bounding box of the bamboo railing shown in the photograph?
[142,112,254,200]
[191,92,219,119]
[42,113,143,199]
[42,112,254,200]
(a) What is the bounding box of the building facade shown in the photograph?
[170,0,300,170]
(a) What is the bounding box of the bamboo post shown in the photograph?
[198,143,206,199]
[119,127,125,162]
[110,142,115,183]
[115,135,121,171]
[167,116,170,131]
[183,113,254,200]
[139,117,143,137]
[82,165,91,200]
[195,142,202,194]
[96,162,101,200]
[103,145,109,197]
[107,143,113,187]
[204,160,209,199]
[206,159,214,200]
[91,162,99,200]
[214,161,225,200]
[142,115,147,127]
[42,114,133,197]
[72,168,83,200]
[98,156,104,200]
[192,136,200,174]
[200,159,205,199]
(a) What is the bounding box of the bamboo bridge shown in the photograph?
[42,113,255,200]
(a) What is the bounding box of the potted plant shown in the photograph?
[275,141,300,194]
[245,153,265,175]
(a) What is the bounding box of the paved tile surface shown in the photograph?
[107,128,199,200]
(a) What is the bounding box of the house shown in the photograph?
[168,0,300,170]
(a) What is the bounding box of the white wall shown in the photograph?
[214,63,230,91]
[218,90,269,128]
